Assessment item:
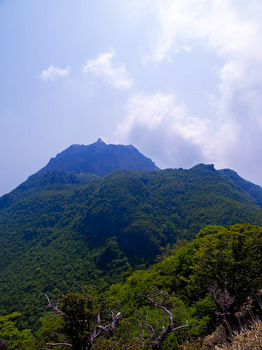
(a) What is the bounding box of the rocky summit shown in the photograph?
[37,138,160,176]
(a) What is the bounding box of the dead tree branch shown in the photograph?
[44,293,64,316]
[96,311,122,339]
[209,281,235,339]
[43,288,121,350]
[138,290,189,349]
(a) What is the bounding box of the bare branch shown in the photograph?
[43,291,121,349]
[74,281,87,294]
[137,293,173,327]
[43,294,64,315]
[172,324,190,332]
[208,282,235,313]
[138,290,189,349]
[96,311,122,339]
[136,318,156,337]
[208,282,235,339]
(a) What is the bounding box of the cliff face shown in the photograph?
[37,139,160,176]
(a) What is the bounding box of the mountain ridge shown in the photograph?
[218,168,262,207]
[1,142,262,327]
[37,138,160,177]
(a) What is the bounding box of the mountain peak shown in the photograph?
[37,140,160,176]
[95,138,106,145]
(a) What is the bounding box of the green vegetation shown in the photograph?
[0,163,262,348]
[102,223,262,348]
[1,223,261,349]
[218,168,262,208]
[0,312,34,349]
[1,166,262,329]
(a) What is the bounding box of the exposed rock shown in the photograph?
[37,139,160,176]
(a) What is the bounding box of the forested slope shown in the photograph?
[2,223,261,349]
[0,164,262,327]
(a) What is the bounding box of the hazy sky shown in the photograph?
[1,0,262,196]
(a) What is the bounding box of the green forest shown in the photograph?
[0,165,262,348]
[1,224,261,349]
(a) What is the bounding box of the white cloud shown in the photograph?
[39,65,71,81]
[174,45,192,54]
[148,0,260,61]
[114,92,210,169]
[137,0,262,184]
[83,49,134,90]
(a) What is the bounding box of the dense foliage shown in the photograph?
[1,166,262,330]
[218,168,262,207]
[0,312,34,349]
[1,223,261,349]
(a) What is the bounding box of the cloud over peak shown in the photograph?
[114,92,209,169]
[39,65,71,82]
[82,49,134,90]
[140,0,262,185]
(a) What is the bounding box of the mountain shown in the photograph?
[218,168,262,208]
[1,142,262,328]
[37,138,159,176]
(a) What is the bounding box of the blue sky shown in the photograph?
[1,0,262,195]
